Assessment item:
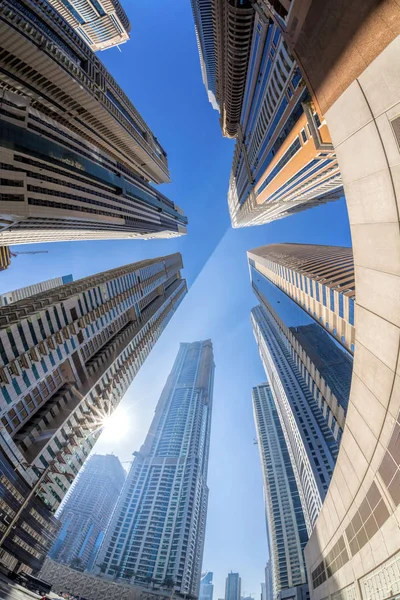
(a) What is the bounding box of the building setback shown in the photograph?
[0,275,74,307]
[47,0,131,52]
[0,253,186,572]
[248,244,355,353]
[49,454,126,570]
[189,2,343,227]
[96,341,214,598]
[251,305,337,532]
[249,258,353,441]
[253,384,308,599]
[0,0,187,245]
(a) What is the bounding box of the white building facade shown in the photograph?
[96,341,214,598]
[251,305,337,532]
[0,275,73,307]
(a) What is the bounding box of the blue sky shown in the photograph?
[0,1,352,597]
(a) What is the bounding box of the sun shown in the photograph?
[101,409,129,441]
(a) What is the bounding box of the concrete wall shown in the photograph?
[304,34,400,600]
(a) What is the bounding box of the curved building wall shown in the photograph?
[297,14,400,600]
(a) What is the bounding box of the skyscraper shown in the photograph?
[248,244,355,353]
[265,561,273,600]
[190,3,343,226]
[190,1,218,110]
[47,0,131,52]
[249,257,353,442]
[200,571,214,600]
[0,275,74,307]
[251,304,337,531]
[0,253,186,572]
[253,384,308,599]
[49,454,126,570]
[96,341,214,597]
[0,0,187,245]
[225,572,241,600]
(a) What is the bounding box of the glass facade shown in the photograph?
[96,341,214,597]
[253,384,308,596]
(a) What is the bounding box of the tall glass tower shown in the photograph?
[253,384,308,598]
[96,341,215,597]
[225,572,241,600]
[251,304,337,532]
[200,571,214,600]
[249,257,353,442]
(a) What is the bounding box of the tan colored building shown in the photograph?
[0,1,187,245]
[191,1,343,226]
[47,0,131,52]
[248,244,355,353]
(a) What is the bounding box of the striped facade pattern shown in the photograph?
[0,0,186,245]
[0,253,186,527]
[251,305,338,533]
[0,275,73,307]
[248,244,355,353]
[227,12,342,228]
[47,0,131,52]
[97,341,214,598]
[253,383,308,597]
[190,0,218,109]
[251,276,351,443]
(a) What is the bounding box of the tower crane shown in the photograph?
[9,250,49,257]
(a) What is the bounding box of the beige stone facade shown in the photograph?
[292,10,400,600]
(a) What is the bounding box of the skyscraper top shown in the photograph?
[249,244,354,295]
[47,0,131,52]
[248,243,355,352]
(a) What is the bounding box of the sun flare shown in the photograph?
[101,410,129,441]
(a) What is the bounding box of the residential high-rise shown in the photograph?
[96,341,214,597]
[225,572,241,600]
[0,253,186,572]
[190,3,343,226]
[253,384,308,599]
[251,304,337,531]
[190,1,218,110]
[248,244,355,353]
[244,1,400,598]
[0,275,74,307]
[249,257,353,442]
[47,0,131,52]
[0,0,187,245]
[200,571,214,600]
[49,454,125,570]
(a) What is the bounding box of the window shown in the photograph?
[330,289,335,312]
[322,286,327,307]
[301,128,307,143]
[349,298,355,325]
[339,294,344,318]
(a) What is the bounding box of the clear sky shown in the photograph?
[0,1,352,598]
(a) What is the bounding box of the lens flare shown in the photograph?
[101,410,129,441]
